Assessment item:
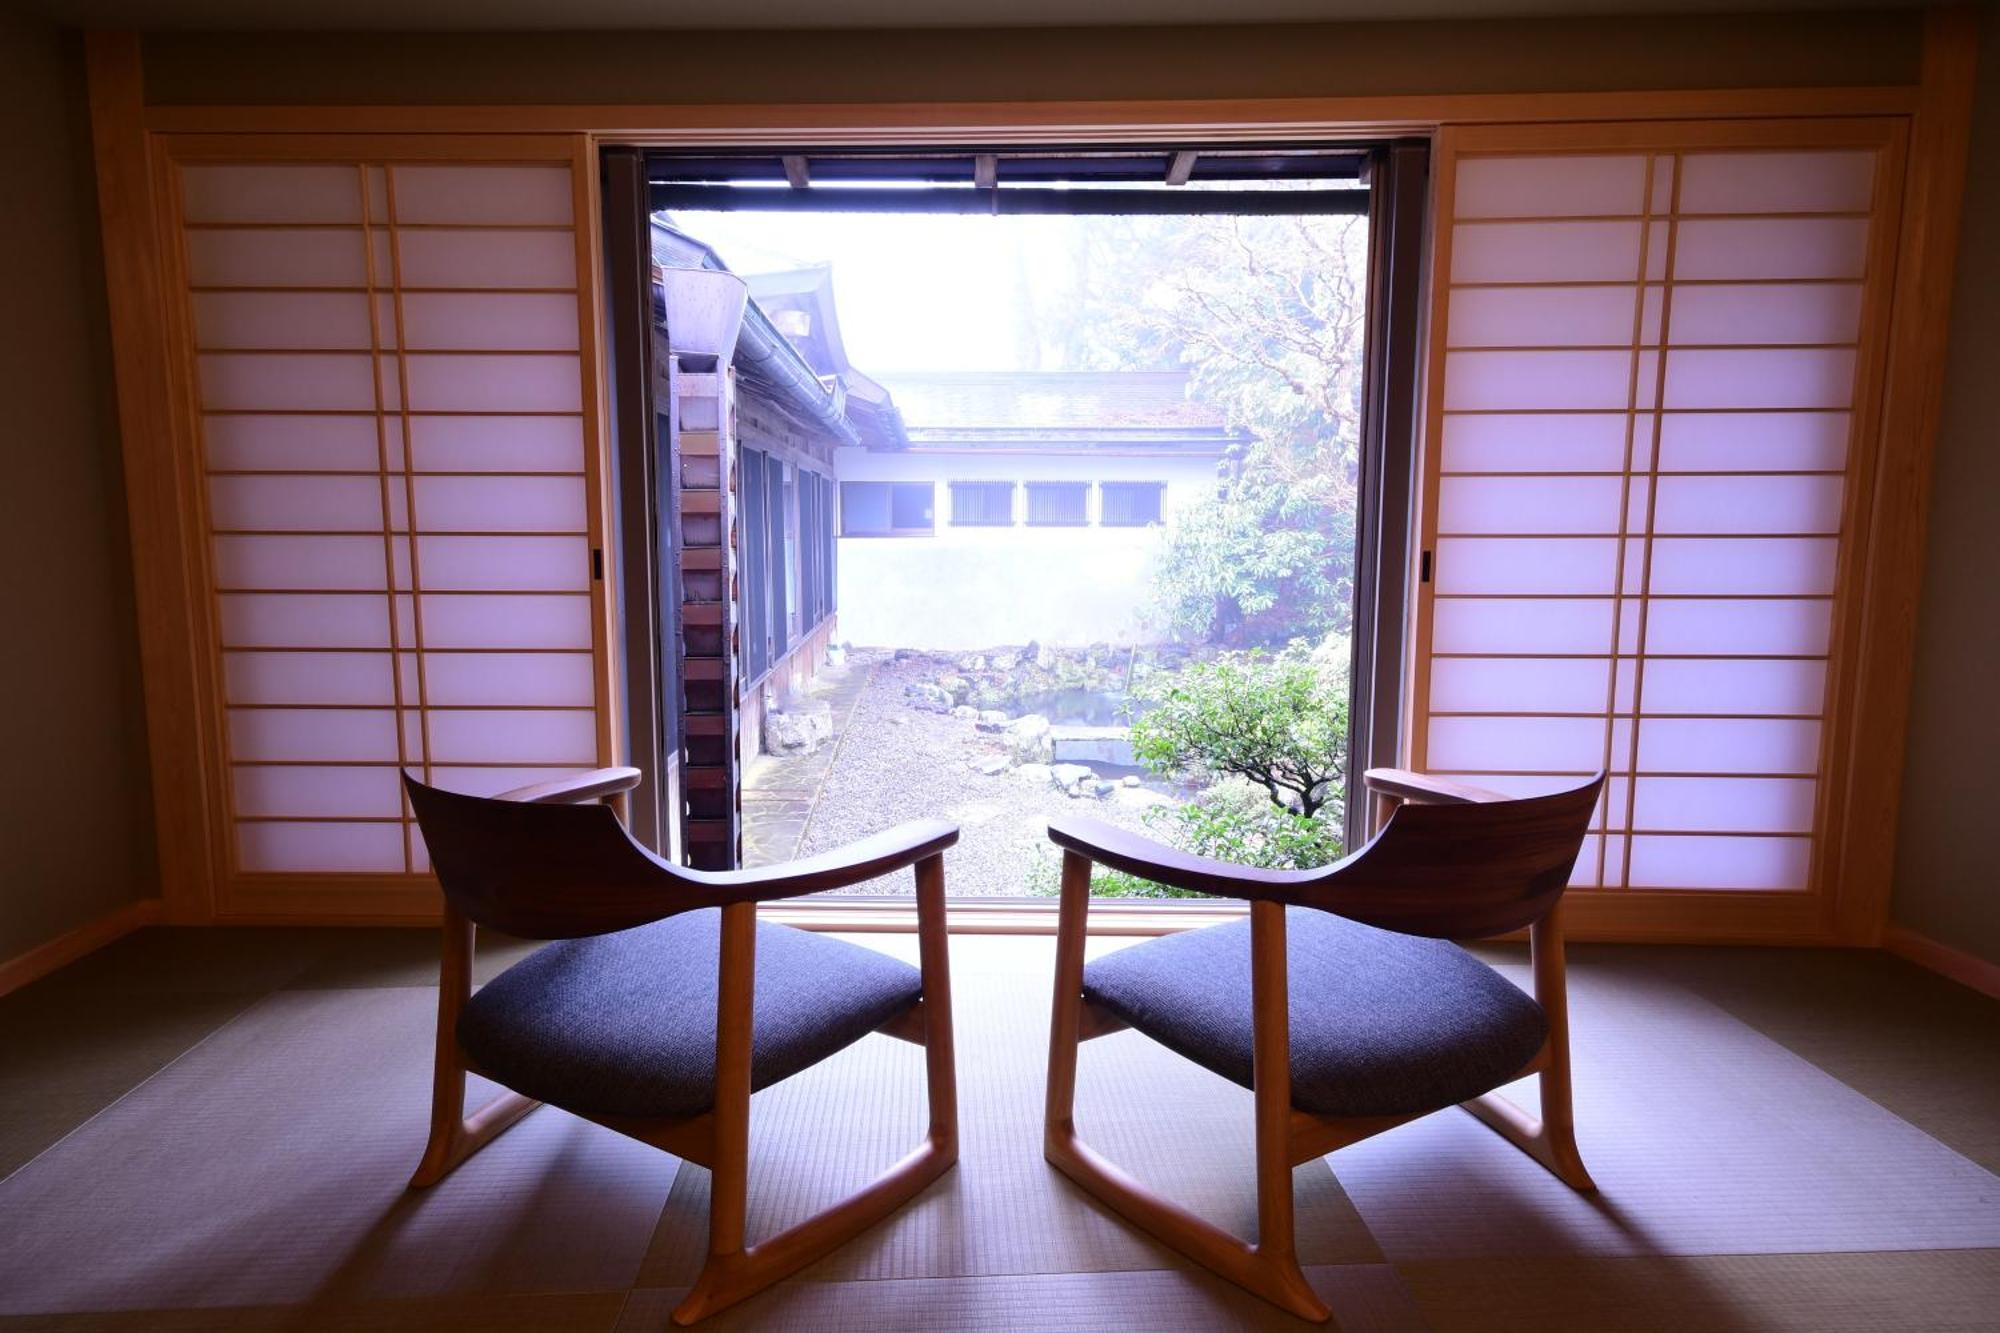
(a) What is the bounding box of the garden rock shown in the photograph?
[971,755,1011,777]
[976,709,1011,732]
[1014,763,1053,787]
[905,682,953,713]
[1007,714,1054,764]
[936,673,973,702]
[764,699,833,756]
[1050,763,1094,795]
[951,705,979,721]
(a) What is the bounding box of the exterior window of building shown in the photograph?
[783,464,801,640]
[799,468,827,630]
[840,480,934,536]
[1025,481,1089,527]
[819,474,838,610]
[742,448,772,680]
[950,481,1016,527]
[1100,481,1167,527]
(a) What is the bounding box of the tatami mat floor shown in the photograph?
[0,926,1996,1331]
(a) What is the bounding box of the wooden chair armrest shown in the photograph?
[1047,815,1317,902]
[494,767,643,805]
[1362,767,1511,806]
[685,819,959,902]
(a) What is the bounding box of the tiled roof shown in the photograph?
[874,371,1228,432]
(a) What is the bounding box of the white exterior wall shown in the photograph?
[834,447,1219,650]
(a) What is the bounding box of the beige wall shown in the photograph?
[138,13,1919,107]
[1891,9,1999,967]
[0,14,156,960]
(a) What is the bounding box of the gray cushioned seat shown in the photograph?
[1083,907,1547,1119]
[459,909,922,1121]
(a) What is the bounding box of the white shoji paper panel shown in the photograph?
[180,158,600,876]
[1424,145,1879,893]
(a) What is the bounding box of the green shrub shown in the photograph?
[1024,783,1342,902]
[1024,643,1348,900]
[1128,648,1347,819]
[1145,777,1345,870]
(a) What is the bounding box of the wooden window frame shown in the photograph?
[85,14,1974,944]
[1405,110,1952,948]
[90,111,620,922]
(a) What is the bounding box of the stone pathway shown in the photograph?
[741,655,876,868]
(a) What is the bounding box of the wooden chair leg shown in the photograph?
[1461,907,1595,1193]
[913,853,960,1157]
[1246,902,1327,1321]
[410,908,540,1189]
[1461,1082,1594,1192]
[674,903,757,1325]
[673,864,960,1326]
[1043,871,1329,1323]
[410,1079,541,1188]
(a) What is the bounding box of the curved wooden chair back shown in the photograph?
[1048,772,1604,939]
[405,775,685,939]
[1302,773,1605,938]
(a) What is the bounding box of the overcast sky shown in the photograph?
[671,208,1126,375]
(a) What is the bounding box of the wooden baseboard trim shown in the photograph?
[1884,924,2000,1001]
[0,899,164,998]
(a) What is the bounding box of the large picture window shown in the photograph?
[639,141,1391,899]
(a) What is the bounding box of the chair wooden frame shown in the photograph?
[1043,766,1602,1323]
[405,767,959,1326]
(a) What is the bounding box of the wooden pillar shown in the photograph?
[674,363,742,869]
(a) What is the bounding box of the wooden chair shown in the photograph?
[402,767,959,1326]
[1043,767,1604,1323]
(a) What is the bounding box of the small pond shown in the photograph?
[1012,687,1149,728]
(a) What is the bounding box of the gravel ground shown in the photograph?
[790,650,1187,897]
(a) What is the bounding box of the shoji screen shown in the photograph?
[175,147,609,882]
[1414,122,1901,905]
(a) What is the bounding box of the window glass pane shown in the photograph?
[1026,481,1088,526]
[890,482,934,532]
[743,450,771,678]
[840,481,890,535]
[950,481,1014,526]
[1100,481,1165,527]
[842,480,933,534]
